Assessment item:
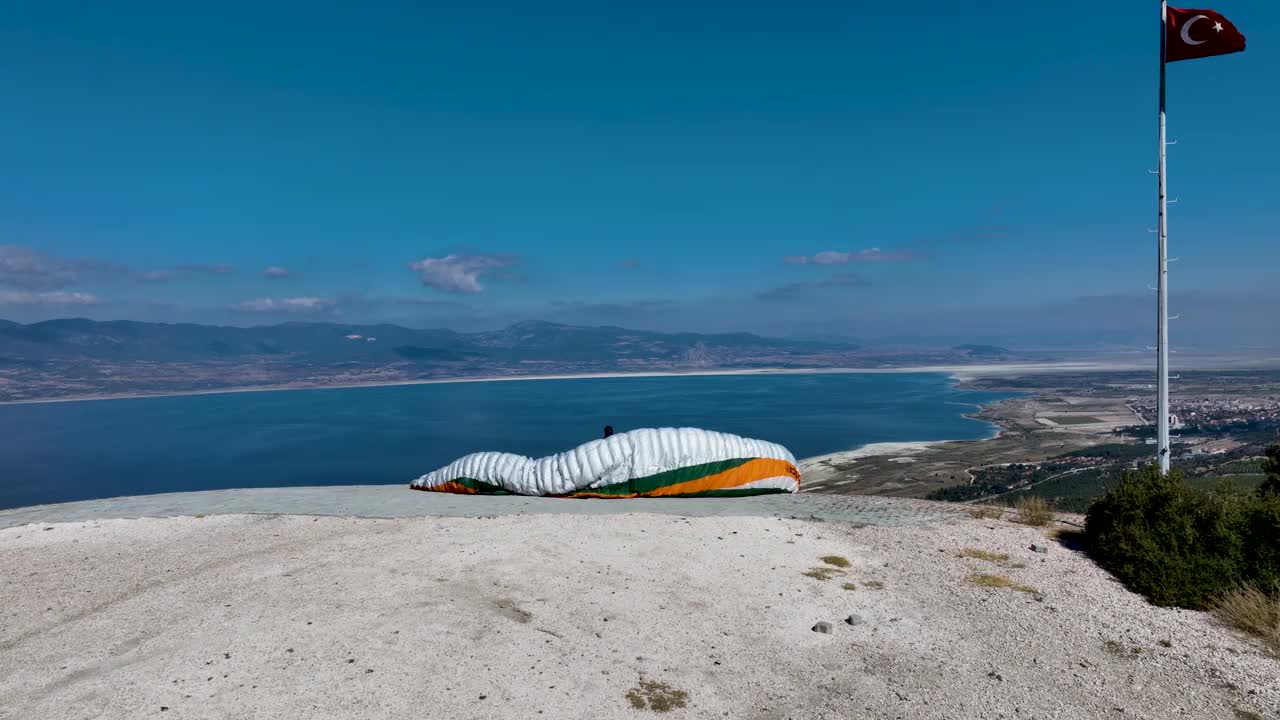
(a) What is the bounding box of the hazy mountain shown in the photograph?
[952,344,1012,358]
[0,318,859,366]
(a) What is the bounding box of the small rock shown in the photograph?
[846,614,865,626]
[812,621,833,634]
[1030,544,1049,554]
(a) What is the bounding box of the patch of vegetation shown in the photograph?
[841,583,858,591]
[967,573,1038,594]
[1158,639,1173,648]
[1001,467,1118,514]
[862,580,884,589]
[1058,443,1153,462]
[819,555,851,568]
[1233,708,1266,720]
[1085,464,1280,609]
[930,458,1116,506]
[1262,445,1280,498]
[803,567,846,581]
[1014,496,1055,527]
[958,548,1011,564]
[625,679,689,713]
[929,481,1008,503]
[1213,584,1280,656]
[1047,415,1103,425]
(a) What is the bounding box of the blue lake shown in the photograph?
[0,372,1017,509]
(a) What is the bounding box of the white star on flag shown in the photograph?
[1213,21,1223,32]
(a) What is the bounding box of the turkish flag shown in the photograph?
[1166,7,1246,62]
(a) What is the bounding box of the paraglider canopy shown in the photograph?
[411,427,799,498]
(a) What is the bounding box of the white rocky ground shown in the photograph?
[1,512,1276,720]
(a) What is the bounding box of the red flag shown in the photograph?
[1166,7,1246,62]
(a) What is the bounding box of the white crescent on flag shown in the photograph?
[1180,14,1209,45]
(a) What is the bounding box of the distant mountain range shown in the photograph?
[0,318,858,364]
[0,318,1020,402]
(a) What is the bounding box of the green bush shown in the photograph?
[1085,465,1280,609]
[1261,444,1280,498]
[1245,494,1280,590]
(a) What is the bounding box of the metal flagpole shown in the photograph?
[1156,0,1171,473]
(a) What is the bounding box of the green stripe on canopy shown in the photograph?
[581,457,755,496]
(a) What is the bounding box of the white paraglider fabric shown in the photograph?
[411,427,798,497]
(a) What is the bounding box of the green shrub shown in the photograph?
[1261,445,1280,498]
[1085,465,1280,609]
[1245,493,1280,590]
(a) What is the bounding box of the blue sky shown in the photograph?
[1,1,1275,347]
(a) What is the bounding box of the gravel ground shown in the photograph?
[0,486,967,529]
[2,512,1276,720]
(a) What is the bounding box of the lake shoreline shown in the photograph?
[797,399,1017,470]
[0,361,1136,407]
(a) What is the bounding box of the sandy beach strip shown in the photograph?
[2,511,1274,719]
[0,361,1146,406]
[799,442,954,486]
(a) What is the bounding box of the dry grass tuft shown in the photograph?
[841,583,858,591]
[820,555,851,568]
[626,680,688,713]
[1013,496,1055,527]
[967,573,1038,594]
[803,567,846,581]
[958,547,1011,564]
[968,505,1003,520]
[862,580,885,589]
[1213,584,1280,656]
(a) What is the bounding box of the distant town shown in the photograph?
[804,369,1280,512]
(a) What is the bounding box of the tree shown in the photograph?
[1261,444,1280,498]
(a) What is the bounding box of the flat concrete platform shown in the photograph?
[0,485,967,529]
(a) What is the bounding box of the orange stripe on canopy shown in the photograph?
[618,457,799,497]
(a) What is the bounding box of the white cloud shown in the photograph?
[0,245,80,289]
[792,248,921,265]
[812,251,851,265]
[139,264,236,282]
[236,297,334,313]
[0,290,101,306]
[263,266,290,279]
[409,253,516,293]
